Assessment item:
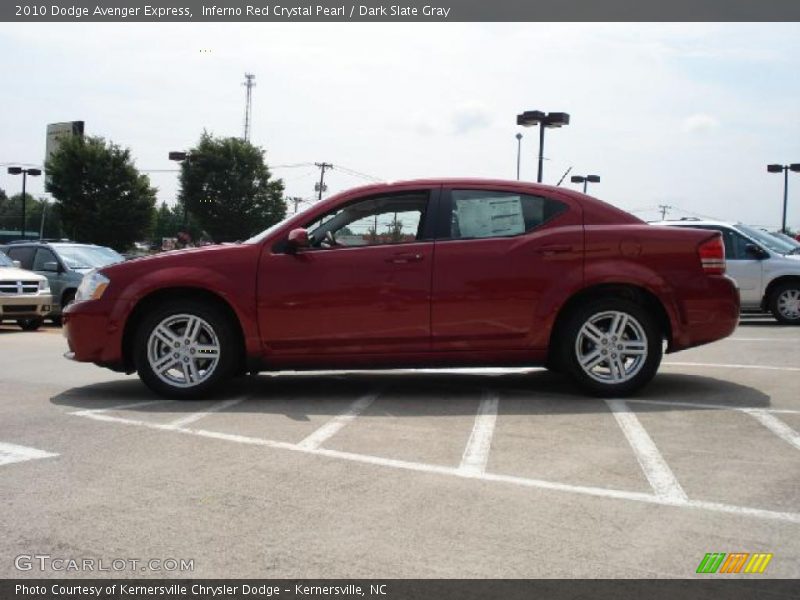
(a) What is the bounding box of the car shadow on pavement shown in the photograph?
[50,369,772,418]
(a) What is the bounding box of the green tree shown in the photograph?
[45,135,157,251]
[178,133,286,242]
[0,193,63,239]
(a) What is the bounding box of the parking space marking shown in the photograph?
[605,399,688,503]
[69,406,800,524]
[664,361,800,372]
[729,337,800,343]
[0,442,59,467]
[163,397,246,430]
[459,390,499,475]
[742,409,800,452]
[71,400,169,416]
[627,398,800,415]
[296,391,379,450]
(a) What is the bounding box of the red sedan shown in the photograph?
[64,179,739,398]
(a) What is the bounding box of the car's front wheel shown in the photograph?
[134,300,239,399]
[769,282,800,325]
[560,298,662,397]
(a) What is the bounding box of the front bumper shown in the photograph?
[63,298,124,368]
[0,294,53,321]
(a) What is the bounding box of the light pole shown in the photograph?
[515,133,523,180]
[571,174,600,194]
[767,163,800,233]
[515,110,570,183]
[169,151,190,226]
[7,167,42,239]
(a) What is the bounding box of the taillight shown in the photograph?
[698,235,725,275]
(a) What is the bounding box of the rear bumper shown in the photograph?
[0,294,53,321]
[670,275,740,352]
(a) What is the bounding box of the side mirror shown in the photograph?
[12,260,21,268]
[42,261,60,272]
[745,244,768,260]
[286,228,310,252]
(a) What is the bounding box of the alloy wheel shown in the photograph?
[574,310,648,384]
[146,314,221,389]
[777,289,800,321]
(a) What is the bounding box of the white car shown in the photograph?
[657,219,800,325]
[0,251,53,331]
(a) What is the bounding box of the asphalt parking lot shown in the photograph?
[0,316,798,579]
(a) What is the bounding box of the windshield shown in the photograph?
[55,245,125,269]
[734,225,797,255]
[0,251,14,268]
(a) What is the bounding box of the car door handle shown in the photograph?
[386,252,424,264]
[536,244,574,255]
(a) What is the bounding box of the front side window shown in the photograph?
[304,193,428,249]
[449,190,566,240]
[33,248,58,270]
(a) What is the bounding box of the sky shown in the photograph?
[0,22,799,229]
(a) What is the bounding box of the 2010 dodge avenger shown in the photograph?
[63,179,739,398]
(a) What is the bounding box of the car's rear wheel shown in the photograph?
[560,298,662,396]
[134,300,239,399]
[769,283,800,325]
[18,317,43,332]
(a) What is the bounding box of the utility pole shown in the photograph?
[288,196,303,214]
[658,204,672,220]
[242,73,256,142]
[314,162,333,201]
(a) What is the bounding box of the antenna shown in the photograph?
[242,73,256,142]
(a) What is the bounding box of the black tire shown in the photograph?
[134,299,240,400]
[768,282,800,325]
[558,297,663,397]
[18,317,43,332]
[61,289,76,310]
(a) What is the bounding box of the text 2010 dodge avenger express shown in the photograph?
[63,179,739,398]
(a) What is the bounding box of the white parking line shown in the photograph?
[728,337,800,343]
[741,409,800,452]
[626,398,800,415]
[71,400,169,416]
[459,390,499,475]
[296,391,379,450]
[605,399,688,503]
[664,362,800,372]
[68,409,800,524]
[162,397,246,430]
[0,442,59,467]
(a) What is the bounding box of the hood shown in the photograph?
[0,267,47,282]
[98,243,256,278]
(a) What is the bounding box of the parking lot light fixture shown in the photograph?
[571,174,600,194]
[767,163,800,233]
[516,110,570,183]
[7,166,42,239]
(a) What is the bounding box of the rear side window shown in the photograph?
[449,190,566,240]
[5,246,35,269]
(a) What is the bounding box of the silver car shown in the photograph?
[658,219,800,324]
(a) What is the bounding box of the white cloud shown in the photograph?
[450,102,492,135]
[682,114,720,134]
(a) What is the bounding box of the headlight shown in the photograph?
[75,270,110,303]
[39,279,50,292]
